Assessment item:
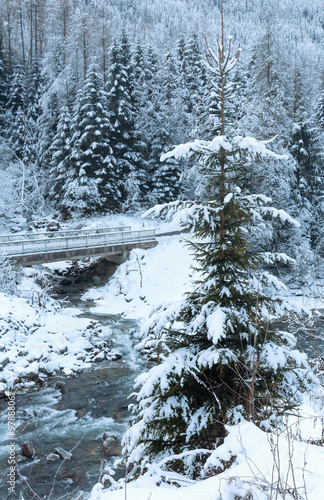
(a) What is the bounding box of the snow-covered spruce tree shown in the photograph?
[148,50,184,203]
[238,24,303,258]
[37,89,60,176]
[48,105,72,212]
[123,24,315,478]
[106,35,147,211]
[0,31,9,133]
[150,59,182,203]
[61,63,119,216]
[309,80,324,255]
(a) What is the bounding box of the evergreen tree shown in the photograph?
[199,36,242,141]
[9,106,26,161]
[37,89,60,174]
[132,45,157,202]
[176,34,208,142]
[26,60,43,125]
[132,42,151,192]
[243,23,291,143]
[107,36,147,210]
[146,46,159,99]
[309,81,324,254]
[123,20,314,478]
[62,64,118,216]
[132,43,146,105]
[24,60,44,165]
[289,122,312,214]
[6,67,36,166]
[48,105,72,213]
[0,30,9,134]
[7,67,26,115]
[288,68,313,216]
[6,68,26,156]
[150,129,181,203]
[238,27,300,256]
[145,50,183,204]
[241,24,295,211]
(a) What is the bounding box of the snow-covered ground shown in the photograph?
[83,235,195,320]
[89,412,324,500]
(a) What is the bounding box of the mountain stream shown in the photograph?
[0,301,146,500]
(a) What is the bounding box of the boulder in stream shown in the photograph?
[16,419,37,434]
[39,366,54,376]
[55,381,67,394]
[46,453,60,462]
[21,440,39,458]
[110,353,122,361]
[94,352,105,362]
[102,433,122,457]
[54,447,72,460]
[25,371,39,381]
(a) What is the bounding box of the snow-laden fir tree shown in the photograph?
[132,45,183,205]
[61,63,118,216]
[122,14,315,478]
[37,90,60,175]
[238,24,303,258]
[107,35,147,211]
[309,79,324,255]
[290,121,312,203]
[0,31,9,133]
[132,44,158,203]
[48,105,72,212]
[288,66,312,213]
[149,52,183,203]
[240,23,296,207]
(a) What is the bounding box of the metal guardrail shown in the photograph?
[0,229,156,257]
[0,226,132,242]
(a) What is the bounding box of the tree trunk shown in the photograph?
[5,0,12,75]
[19,0,26,72]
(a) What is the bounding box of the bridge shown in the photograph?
[0,226,158,266]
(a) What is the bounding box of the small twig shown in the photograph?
[48,436,84,500]
[17,470,42,500]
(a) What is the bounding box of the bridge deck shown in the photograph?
[0,225,132,242]
[0,227,157,265]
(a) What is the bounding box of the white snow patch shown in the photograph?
[89,416,324,500]
[206,308,226,344]
[83,236,195,320]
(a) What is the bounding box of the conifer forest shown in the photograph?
[0,0,324,499]
[0,0,322,242]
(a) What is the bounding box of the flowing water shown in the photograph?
[0,306,146,500]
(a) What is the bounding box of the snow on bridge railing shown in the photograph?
[0,226,132,242]
[0,229,156,257]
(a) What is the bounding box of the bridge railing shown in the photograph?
[0,226,132,242]
[0,229,156,257]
